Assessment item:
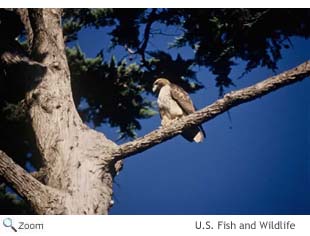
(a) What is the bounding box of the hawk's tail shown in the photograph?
[194,125,206,143]
[182,125,206,143]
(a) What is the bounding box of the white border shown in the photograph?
[0,215,309,236]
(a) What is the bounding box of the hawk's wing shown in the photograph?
[170,83,195,114]
[170,83,206,142]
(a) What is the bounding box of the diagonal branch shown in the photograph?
[124,9,157,71]
[0,150,65,214]
[138,9,157,54]
[114,61,310,160]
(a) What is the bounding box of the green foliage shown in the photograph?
[168,9,310,94]
[143,51,203,93]
[63,9,115,42]
[109,9,146,49]
[67,47,157,138]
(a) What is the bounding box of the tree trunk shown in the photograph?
[25,9,118,214]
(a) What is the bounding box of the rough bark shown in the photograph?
[113,61,310,160]
[23,9,118,214]
[0,8,309,215]
[0,150,64,214]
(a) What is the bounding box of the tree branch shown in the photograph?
[0,150,65,214]
[114,61,310,160]
[138,9,157,70]
[124,9,157,71]
[138,9,157,54]
[30,167,48,183]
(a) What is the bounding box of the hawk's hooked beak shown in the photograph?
[152,84,158,93]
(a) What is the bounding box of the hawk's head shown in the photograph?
[152,78,170,93]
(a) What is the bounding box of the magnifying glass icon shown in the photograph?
[3,218,17,232]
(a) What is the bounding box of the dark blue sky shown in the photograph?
[72,25,310,214]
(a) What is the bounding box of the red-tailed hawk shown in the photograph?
[152,78,205,143]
